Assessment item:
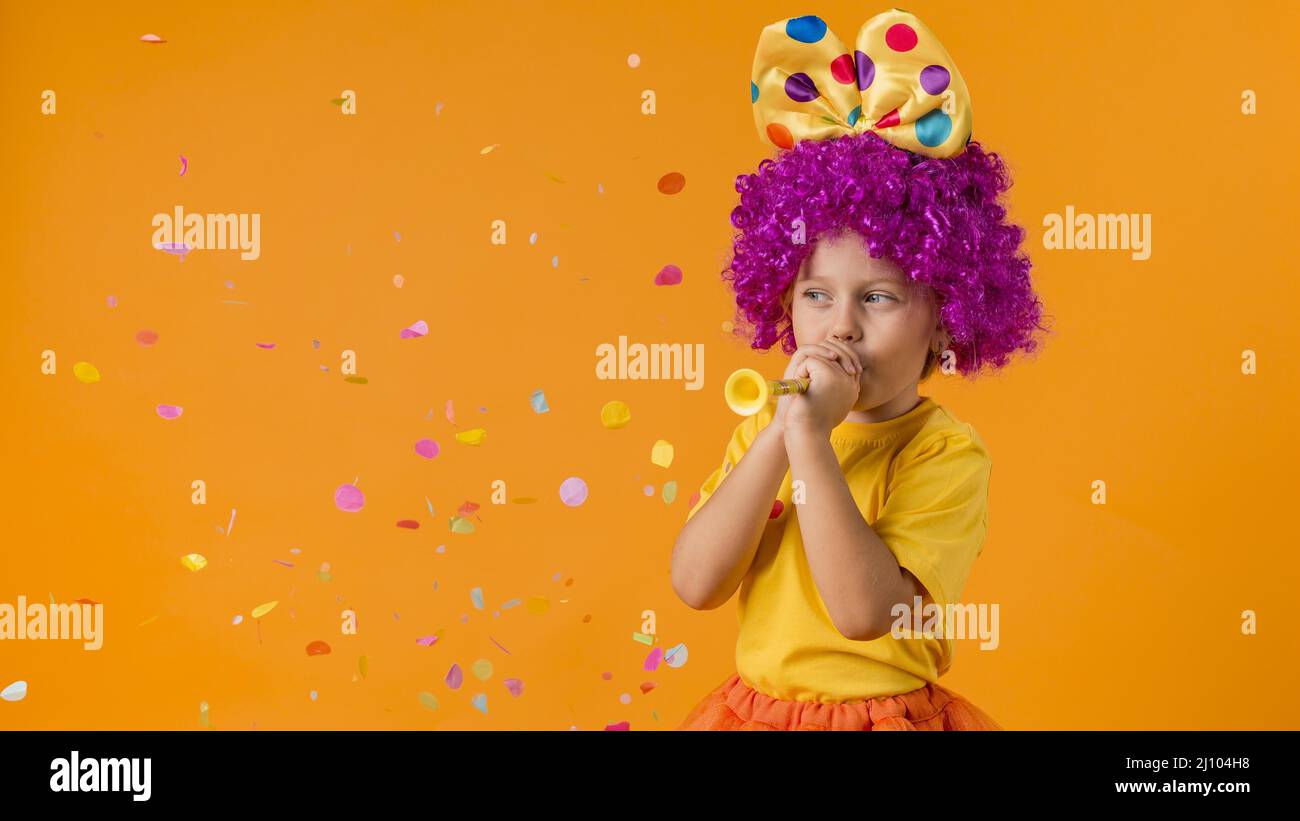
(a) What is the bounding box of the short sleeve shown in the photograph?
[870,429,992,609]
[684,406,772,522]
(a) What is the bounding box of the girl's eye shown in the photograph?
[802,290,825,302]
[866,293,894,304]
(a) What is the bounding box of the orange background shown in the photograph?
[2,0,1298,730]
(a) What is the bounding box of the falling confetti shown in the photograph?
[651,440,674,468]
[470,694,488,714]
[605,721,630,731]
[435,101,444,116]
[232,615,243,625]
[334,483,364,512]
[107,295,117,308]
[627,53,641,68]
[136,330,159,345]
[449,516,474,534]
[226,508,236,537]
[662,481,678,504]
[400,320,428,339]
[73,362,101,384]
[251,600,278,619]
[525,596,550,615]
[418,692,439,711]
[640,682,656,695]
[480,144,499,155]
[600,400,631,429]
[156,404,183,419]
[396,519,419,529]
[180,553,207,572]
[393,274,404,288]
[179,155,188,176]
[358,656,368,679]
[414,439,440,459]
[199,700,210,727]
[140,33,166,43]
[306,640,332,656]
[529,390,549,413]
[488,635,511,655]
[255,342,276,350]
[644,647,663,671]
[445,399,456,425]
[343,376,368,384]
[445,664,463,690]
[504,678,524,697]
[470,587,484,610]
[529,232,538,245]
[559,477,588,507]
[310,690,318,701]
[471,659,493,681]
[657,172,686,195]
[415,635,438,646]
[654,265,683,286]
[1,681,27,702]
[454,428,487,445]
[665,643,689,668]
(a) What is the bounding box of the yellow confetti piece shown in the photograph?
[455,428,487,445]
[721,319,734,333]
[199,700,210,728]
[525,595,550,615]
[180,553,207,572]
[358,655,368,680]
[480,144,499,155]
[251,600,278,619]
[651,439,674,468]
[544,172,566,183]
[73,362,100,383]
[600,400,631,429]
[449,515,475,534]
[471,659,493,681]
[632,632,654,645]
[418,691,439,711]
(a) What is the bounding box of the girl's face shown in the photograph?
[786,227,944,419]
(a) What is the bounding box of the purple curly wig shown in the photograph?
[723,131,1049,378]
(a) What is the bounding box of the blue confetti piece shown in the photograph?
[530,389,549,413]
[471,586,484,610]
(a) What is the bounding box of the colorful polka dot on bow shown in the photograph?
[750,9,973,158]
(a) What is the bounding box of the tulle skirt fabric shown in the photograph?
[677,672,1002,731]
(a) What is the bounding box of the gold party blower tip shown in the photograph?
[723,368,809,416]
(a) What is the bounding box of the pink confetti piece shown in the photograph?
[272,559,294,568]
[136,329,158,346]
[106,295,117,308]
[445,664,463,690]
[644,646,663,671]
[179,155,188,176]
[255,342,276,350]
[488,635,512,655]
[400,320,428,339]
[140,33,166,43]
[503,678,524,697]
[226,508,236,537]
[445,399,456,426]
[414,439,440,459]
[156,404,183,420]
[605,721,630,731]
[334,483,364,512]
[415,635,438,646]
[654,264,683,286]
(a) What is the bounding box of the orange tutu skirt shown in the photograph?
[677,673,1003,731]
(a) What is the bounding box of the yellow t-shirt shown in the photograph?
[685,396,992,703]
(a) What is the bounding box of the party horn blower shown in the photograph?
[724,368,809,416]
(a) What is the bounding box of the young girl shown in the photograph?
[671,9,1048,730]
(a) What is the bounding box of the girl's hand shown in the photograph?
[774,340,861,436]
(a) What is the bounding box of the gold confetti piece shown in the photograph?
[454,428,487,445]
[480,144,499,155]
[449,515,475,534]
[73,362,101,383]
[199,700,210,728]
[180,553,207,572]
[600,400,631,429]
[512,497,538,504]
[525,596,550,615]
[251,600,278,619]
[137,614,159,627]
[357,655,368,680]
[651,439,674,468]
[544,172,566,183]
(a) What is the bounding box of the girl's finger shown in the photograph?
[819,339,861,373]
[810,342,857,375]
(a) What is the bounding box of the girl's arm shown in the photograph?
[670,419,789,610]
[784,424,915,641]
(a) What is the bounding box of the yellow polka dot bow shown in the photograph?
[750,9,972,158]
